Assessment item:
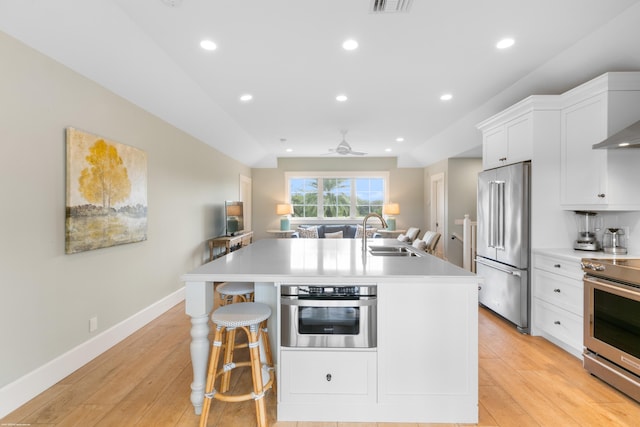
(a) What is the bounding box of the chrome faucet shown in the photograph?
[362,212,388,251]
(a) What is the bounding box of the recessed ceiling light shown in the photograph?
[385,148,392,152]
[285,148,293,153]
[162,0,182,7]
[200,39,217,51]
[336,94,348,102]
[395,137,404,143]
[342,39,359,51]
[496,38,515,49]
[440,93,453,101]
[239,94,253,102]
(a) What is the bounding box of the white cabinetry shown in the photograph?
[277,280,479,423]
[560,72,640,210]
[377,281,478,421]
[532,252,583,359]
[279,349,376,405]
[477,95,559,170]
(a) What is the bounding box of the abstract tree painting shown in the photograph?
[66,128,147,254]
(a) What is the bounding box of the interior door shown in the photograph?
[430,173,445,258]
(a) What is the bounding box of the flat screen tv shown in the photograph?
[224,201,244,236]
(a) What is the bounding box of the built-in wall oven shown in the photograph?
[582,258,640,402]
[280,284,377,348]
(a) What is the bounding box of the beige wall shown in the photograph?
[252,157,425,240]
[424,158,482,266]
[0,31,250,388]
[447,158,483,266]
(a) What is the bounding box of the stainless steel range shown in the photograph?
[582,258,640,402]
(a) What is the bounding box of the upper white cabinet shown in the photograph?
[477,96,559,170]
[560,72,640,210]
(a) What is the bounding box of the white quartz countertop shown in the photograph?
[182,238,477,284]
[533,247,639,262]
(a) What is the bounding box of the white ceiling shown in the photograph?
[1,0,639,167]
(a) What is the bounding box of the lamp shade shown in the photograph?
[383,203,400,216]
[276,203,293,215]
[226,205,242,216]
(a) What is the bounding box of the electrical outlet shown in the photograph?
[89,316,98,332]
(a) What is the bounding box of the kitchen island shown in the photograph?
[182,238,481,424]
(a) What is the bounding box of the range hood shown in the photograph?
[593,119,640,149]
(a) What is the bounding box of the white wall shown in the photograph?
[0,31,250,396]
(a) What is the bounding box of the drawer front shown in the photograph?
[280,350,376,404]
[533,298,583,353]
[533,269,583,315]
[534,254,583,279]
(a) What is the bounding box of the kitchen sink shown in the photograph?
[368,246,421,257]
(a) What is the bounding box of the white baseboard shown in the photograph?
[0,287,185,419]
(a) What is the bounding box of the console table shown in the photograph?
[266,229,296,238]
[208,230,253,261]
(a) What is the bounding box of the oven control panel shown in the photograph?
[281,284,377,298]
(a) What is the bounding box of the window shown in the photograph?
[286,172,388,220]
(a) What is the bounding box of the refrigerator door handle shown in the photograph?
[496,181,505,250]
[475,258,521,277]
[488,181,497,248]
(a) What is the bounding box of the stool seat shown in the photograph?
[211,302,271,328]
[216,282,255,306]
[217,281,254,296]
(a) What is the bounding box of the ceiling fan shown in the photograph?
[329,130,367,156]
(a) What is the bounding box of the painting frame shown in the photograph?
[65,127,148,254]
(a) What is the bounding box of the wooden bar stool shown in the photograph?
[216,281,255,306]
[199,302,275,427]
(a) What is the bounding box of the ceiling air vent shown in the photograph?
[370,0,413,13]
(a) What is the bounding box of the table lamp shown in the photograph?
[382,203,400,231]
[276,203,293,231]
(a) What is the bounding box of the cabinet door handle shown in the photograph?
[554,320,561,325]
[326,373,332,382]
[499,157,507,162]
[553,288,561,293]
[554,264,561,268]
[597,193,606,198]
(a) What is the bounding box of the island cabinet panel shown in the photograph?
[279,349,376,404]
[376,281,478,423]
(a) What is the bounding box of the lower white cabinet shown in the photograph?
[277,280,479,423]
[532,253,584,358]
[279,349,376,404]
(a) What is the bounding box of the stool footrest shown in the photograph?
[202,372,275,404]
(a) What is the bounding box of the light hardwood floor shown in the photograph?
[2,301,640,427]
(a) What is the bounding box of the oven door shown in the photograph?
[281,298,377,348]
[584,275,640,378]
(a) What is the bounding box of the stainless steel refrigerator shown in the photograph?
[476,161,530,333]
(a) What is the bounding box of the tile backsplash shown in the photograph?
[596,211,640,254]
